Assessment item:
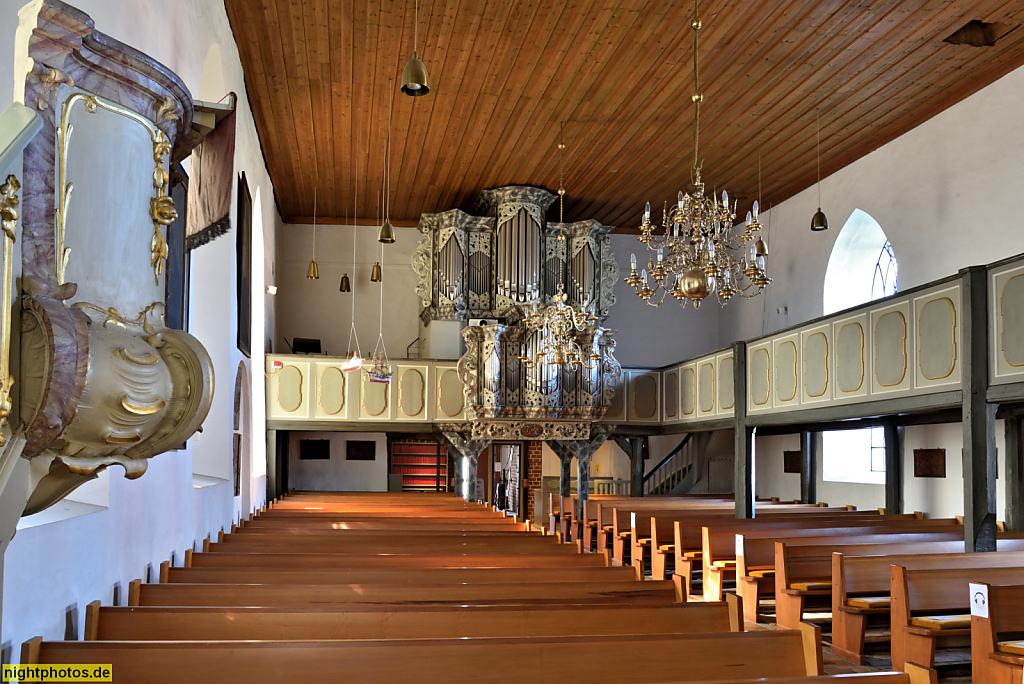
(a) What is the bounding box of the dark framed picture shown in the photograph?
[783,450,801,474]
[164,164,190,331]
[236,172,252,357]
[346,440,376,461]
[299,439,331,460]
[232,433,242,496]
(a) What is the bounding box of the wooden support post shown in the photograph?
[961,266,997,552]
[558,453,572,498]
[630,438,644,497]
[158,560,169,584]
[883,423,904,514]
[128,579,141,606]
[1005,416,1023,531]
[576,453,591,521]
[799,431,819,505]
[733,341,753,519]
[184,548,193,568]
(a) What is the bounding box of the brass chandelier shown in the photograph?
[624,0,770,309]
[519,124,600,369]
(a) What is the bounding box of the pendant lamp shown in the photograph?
[379,80,396,243]
[307,187,320,279]
[811,111,828,232]
[400,0,430,96]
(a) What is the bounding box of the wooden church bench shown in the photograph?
[188,550,610,569]
[129,578,683,608]
[969,582,1024,684]
[207,535,576,556]
[831,544,1024,664]
[163,564,639,585]
[84,598,742,641]
[21,625,825,683]
[702,522,964,602]
[890,564,1024,671]
[770,537,1019,628]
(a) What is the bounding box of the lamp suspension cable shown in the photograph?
[816,110,821,207]
[691,0,701,180]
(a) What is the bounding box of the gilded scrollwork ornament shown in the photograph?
[0,175,20,444]
[56,91,177,286]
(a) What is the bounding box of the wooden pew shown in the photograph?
[831,543,1024,663]
[130,579,683,607]
[616,506,875,569]
[20,626,826,683]
[163,565,640,585]
[189,550,610,569]
[770,538,1024,627]
[890,564,1024,670]
[702,522,965,601]
[970,582,1024,684]
[84,598,743,641]
[644,510,906,582]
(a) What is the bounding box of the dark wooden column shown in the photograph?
[883,423,904,515]
[961,266,997,551]
[559,453,573,498]
[733,341,754,519]
[799,431,819,505]
[613,435,645,497]
[550,425,615,521]
[1005,415,1023,531]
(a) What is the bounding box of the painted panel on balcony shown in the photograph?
[606,378,626,421]
[994,265,1024,381]
[316,365,346,418]
[835,315,867,399]
[437,367,465,419]
[697,360,715,416]
[915,288,959,388]
[801,326,830,403]
[773,336,799,407]
[664,369,679,420]
[748,344,771,410]
[361,377,390,419]
[681,365,696,417]
[872,302,910,393]
[717,353,734,414]
[269,359,310,419]
[397,366,427,419]
[629,371,659,422]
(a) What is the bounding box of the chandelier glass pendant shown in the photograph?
[624,0,769,309]
[519,123,600,369]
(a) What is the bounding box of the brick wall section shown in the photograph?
[525,441,544,523]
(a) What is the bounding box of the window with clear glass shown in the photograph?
[821,211,897,485]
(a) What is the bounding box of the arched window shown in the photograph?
[822,210,896,485]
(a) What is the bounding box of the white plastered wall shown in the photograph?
[1,0,277,654]
[275,223,420,359]
[286,432,388,492]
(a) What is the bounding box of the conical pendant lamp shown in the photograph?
[307,187,320,279]
[339,272,351,292]
[379,80,397,243]
[811,111,828,232]
[401,0,430,96]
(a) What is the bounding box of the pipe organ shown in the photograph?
[412,186,621,430]
[413,186,618,324]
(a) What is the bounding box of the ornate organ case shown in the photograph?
[413,186,621,429]
[413,186,618,323]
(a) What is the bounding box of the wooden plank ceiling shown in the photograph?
[224,0,1024,231]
